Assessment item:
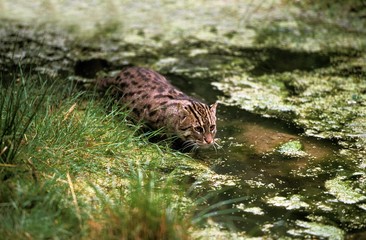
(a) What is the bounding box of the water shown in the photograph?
[71,49,364,238]
[65,55,365,237]
[208,106,339,236]
[168,74,356,237]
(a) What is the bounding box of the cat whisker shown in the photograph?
[191,144,199,152]
[214,141,221,149]
[182,140,197,152]
[212,143,218,153]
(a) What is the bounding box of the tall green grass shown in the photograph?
[0,69,249,239]
[0,72,46,166]
[0,71,83,238]
[88,168,192,240]
[0,178,82,239]
[0,70,195,239]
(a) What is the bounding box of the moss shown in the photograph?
[276,140,308,158]
[288,220,345,240]
[212,73,296,119]
[325,176,366,204]
[266,195,310,210]
[213,53,366,165]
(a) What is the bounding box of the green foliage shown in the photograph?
[88,168,191,240]
[0,69,195,239]
[0,72,47,165]
[0,178,82,239]
[192,189,250,230]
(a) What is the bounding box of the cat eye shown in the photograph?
[194,126,204,133]
[210,125,216,132]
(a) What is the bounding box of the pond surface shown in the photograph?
[169,71,364,238]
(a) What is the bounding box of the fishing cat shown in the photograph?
[96,67,218,150]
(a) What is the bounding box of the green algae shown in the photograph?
[288,220,345,240]
[276,140,308,158]
[213,53,366,170]
[213,59,366,139]
[266,195,309,210]
[325,176,366,204]
[212,73,295,119]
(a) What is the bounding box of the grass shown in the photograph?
[0,178,82,239]
[0,69,250,239]
[0,71,46,166]
[0,69,195,239]
[88,168,191,240]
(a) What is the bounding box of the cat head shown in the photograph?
[177,102,218,150]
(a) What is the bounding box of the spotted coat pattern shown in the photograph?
[97,67,217,148]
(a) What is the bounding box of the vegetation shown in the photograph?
[1,0,366,238]
[0,70,195,239]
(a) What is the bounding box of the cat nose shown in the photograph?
[205,136,214,144]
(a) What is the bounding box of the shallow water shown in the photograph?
[169,73,363,238]
[208,107,339,236]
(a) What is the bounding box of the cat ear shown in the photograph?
[210,102,218,114]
